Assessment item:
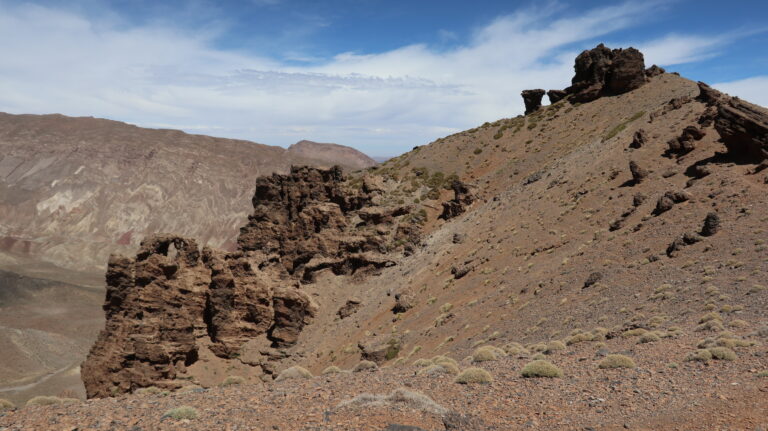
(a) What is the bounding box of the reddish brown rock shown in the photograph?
[630,129,648,149]
[83,166,416,398]
[629,160,649,184]
[547,89,567,104]
[439,180,475,220]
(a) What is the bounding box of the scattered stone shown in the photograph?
[701,212,720,236]
[338,298,362,319]
[521,89,546,115]
[632,193,647,207]
[583,272,603,288]
[630,129,647,148]
[653,191,691,215]
[439,180,475,220]
[392,293,413,314]
[452,233,465,244]
[451,265,472,279]
[629,161,648,184]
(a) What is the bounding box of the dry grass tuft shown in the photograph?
[599,354,636,369]
[163,406,199,420]
[454,367,493,384]
[338,388,447,415]
[521,360,563,378]
[275,366,313,381]
[221,376,245,386]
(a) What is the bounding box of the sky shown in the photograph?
[0,0,766,157]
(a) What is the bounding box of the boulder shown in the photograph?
[629,160,648,184]
[547,89,567,104]
[630,129,648,149]
[521,89,546,115]
[565,44,647,103]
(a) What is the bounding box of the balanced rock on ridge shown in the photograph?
[521,89,546,115]
[563,44,647,103]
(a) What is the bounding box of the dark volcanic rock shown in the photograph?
[630,129,648,149]
[547,89,567,104]
[645,65,666,78]
[521,89,546,115]
[439,180,475,220]
[653,191,691,215]
[337,298,362,319]
[565,44,647,103]
[701,212,721,236]
[697,82,768,161]
[666,125,706,157]
[583,272,603,288]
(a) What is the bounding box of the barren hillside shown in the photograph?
[2,45,767,430]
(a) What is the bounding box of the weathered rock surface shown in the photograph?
[562,44,647,103]
[547,89,567,104]
[439,180,475,220]
[697,82,768,161]
[521,89,546,115]
[630,129,648,149]
[83,166,418,397]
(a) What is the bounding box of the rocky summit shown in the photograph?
[2,44,768,431]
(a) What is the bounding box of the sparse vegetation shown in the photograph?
[599,354,636,369]
[353,360,378,372]
[454,367,493,384]
[221,375,245,386]
[338,388,447,415]
[26,396,63,407]
[472,345,502,362]
[0,399,14,411]
[163,406,199,420]
[708,347,737,361]
[521,360,563,378]
[322,366,343,375]
[275,366,313,381]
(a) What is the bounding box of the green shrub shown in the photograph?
[275,366,313,381]
[163,406,198,420]
[221,376,245,386]
[454,367,493,384]
[545,340,566,353]
[472,346,499,362]
[521,360,563,378]
[599,354,636,369]
[685,349,713,362]
[708,347,736,361]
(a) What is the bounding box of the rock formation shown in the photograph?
[547,90,567,104]
[697,82,768,161]
[82,166,419,397]
[552,44,647,104]
[521,89,546,115]
[439,180,475,220]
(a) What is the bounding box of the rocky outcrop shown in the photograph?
[439,180,475,220]
[81,234,318,398]
[697,82,768,161]
[237,166,406,280]
[645,65,665,78]
[547,90,567,104]
[560,44,647,104]
[521,89,546,115]
[630,129,648,149]
[83,166,418,398]
[629,161,649,184]
[666,125,706,157]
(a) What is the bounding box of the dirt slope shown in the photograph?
[288,140,377,170]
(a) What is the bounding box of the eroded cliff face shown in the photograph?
[81,166,420,398]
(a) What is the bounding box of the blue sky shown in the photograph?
[0,0,766,156]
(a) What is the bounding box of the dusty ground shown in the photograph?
[1,330,766,430]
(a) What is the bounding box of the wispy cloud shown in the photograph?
[0,1,757,156]
[714,76,768,108]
